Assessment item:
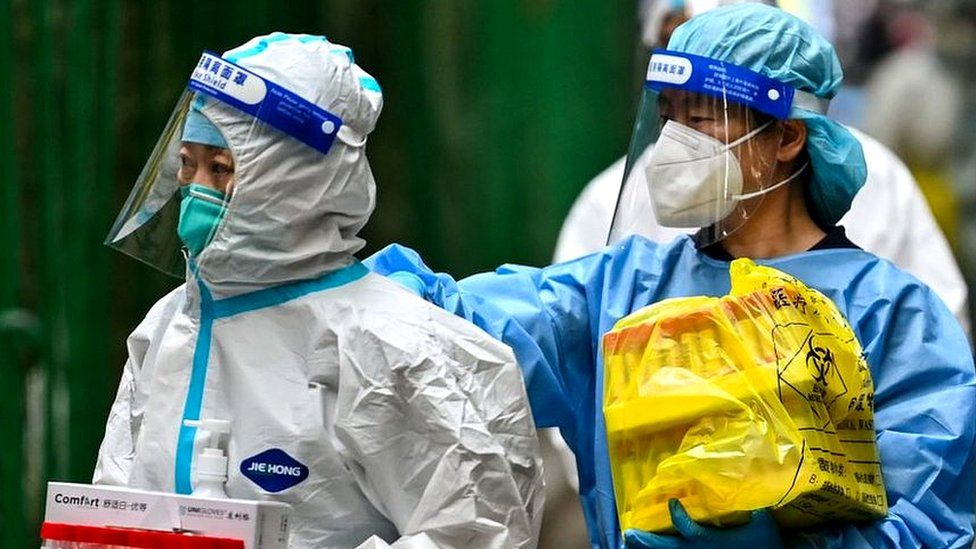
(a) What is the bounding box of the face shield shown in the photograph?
[105,51,356,278]
[608,49,827,247]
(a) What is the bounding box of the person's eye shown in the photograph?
[212,163,234,176]
[177,155,194,179]
[689,115,713,124]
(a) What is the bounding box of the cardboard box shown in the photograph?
[44,482,290,549]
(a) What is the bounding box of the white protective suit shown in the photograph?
[95,34,543,549]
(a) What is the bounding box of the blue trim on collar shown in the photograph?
[212,261,368,318]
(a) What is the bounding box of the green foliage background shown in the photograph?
[0,0,640,544]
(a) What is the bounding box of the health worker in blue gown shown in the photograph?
[367,4,976,548]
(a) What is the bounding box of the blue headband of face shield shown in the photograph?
[645,49,830,119]
[186,51,357,156]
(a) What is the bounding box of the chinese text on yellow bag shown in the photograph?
[603,259,886,534]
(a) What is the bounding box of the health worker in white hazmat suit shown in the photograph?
[94,33,544,549]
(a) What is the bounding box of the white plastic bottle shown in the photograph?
[182,418,231,499]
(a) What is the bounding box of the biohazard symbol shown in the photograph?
[805,337,836,386]
[774,325,850,429]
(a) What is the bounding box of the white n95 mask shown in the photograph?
[646,119,777,228]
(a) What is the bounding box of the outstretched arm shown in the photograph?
[365,243,612,441]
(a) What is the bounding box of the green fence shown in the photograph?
[0,0,640,544]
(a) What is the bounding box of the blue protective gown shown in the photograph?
[365,234,975,549]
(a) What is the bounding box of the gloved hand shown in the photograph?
[624,499,784,548]
[386,271,426,297]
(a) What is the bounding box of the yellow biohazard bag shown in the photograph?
[603,259,886,534]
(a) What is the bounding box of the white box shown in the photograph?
[44,482,290,549]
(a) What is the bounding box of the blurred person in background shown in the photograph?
[94,33,543,548]
[370,5,975,547]
[862,0,976,327]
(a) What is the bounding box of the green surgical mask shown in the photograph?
[177,184,227,257]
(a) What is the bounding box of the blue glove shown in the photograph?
[386,271,426,297]
[624,499,784,548]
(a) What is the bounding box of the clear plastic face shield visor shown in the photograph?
[105,51,355,277]
[608,50,828,247]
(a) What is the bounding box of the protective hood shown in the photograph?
[198,34,383,292]
[106,33,383,296]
